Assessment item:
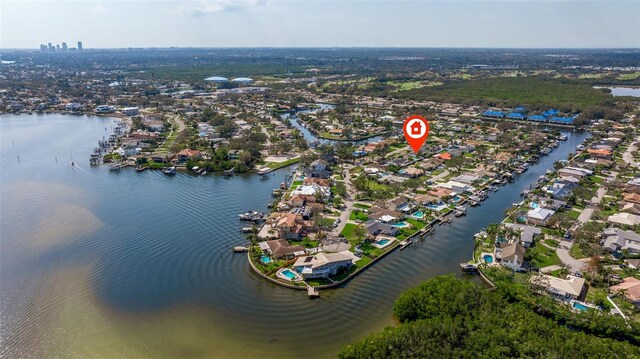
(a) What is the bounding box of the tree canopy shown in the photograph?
[340,275,640,359]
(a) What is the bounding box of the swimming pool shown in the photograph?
[453,196,461,202]
[530,202,539,209]
[483,254,494,264]
[376,239,390,245]
[392,221,410,228]
[281,269,297,279]
[411,211,424,218]
[260,255,272,264]
[572,301,588,311]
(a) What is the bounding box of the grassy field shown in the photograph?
[399,77,613,111]
[265,157,300,169]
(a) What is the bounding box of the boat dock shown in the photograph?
[233,246,250,253]
[307,285,320,298]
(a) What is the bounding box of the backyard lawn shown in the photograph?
[527,243,561,268]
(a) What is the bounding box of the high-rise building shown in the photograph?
[62,42,68,51]
[40,44,47,52]
[48,42,54,51]
[56,44,60,51]
[77,41,83,51]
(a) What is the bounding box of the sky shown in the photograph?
[1,0,639,49]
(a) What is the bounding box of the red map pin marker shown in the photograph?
[403,115,430,153]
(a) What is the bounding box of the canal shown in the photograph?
[0,113,589,358]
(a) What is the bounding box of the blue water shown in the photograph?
[531,202,539,209]
[412,211,424,217]
[261,255,272,264]
[0,113,589,358]
[377,239,390,245]
[483,255,494,264]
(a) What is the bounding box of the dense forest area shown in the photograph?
[340,275,640,359]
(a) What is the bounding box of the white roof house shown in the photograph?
[292,251,356,279]
[526,207,555,226]
[532,274,585,300]
[608,213,640,226]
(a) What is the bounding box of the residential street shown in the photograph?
[557,186,607,271]
[622,140,639,168]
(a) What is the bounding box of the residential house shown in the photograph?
[364,220,399,237]
[122,107,139,116]
[292,251,355,279]
[620,202,640,215]
[504,223,541,248]
[368,207,404,223]
[610,277,640,307]
[608,213,640,226]
[259,239,305,260]
[176,149,202,163]
[496,243,526,271]
[526,207,555,226]
[306,159,332,179]
[532,274,585,301]
[437,180,469,194]
[623,192,640,204]
[602,228,640,254]
[150,152,175,163]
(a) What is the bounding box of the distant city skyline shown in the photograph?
[1,0,639,49]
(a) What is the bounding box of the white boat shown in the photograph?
[162,166,176,175]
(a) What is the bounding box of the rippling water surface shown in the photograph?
[0,114,588,358]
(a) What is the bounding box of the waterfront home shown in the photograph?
[531,274,586,301]
[437,180,469,194]
[364,220,399,237]
[601,227,640,254]
[259,239,305,260]
[414,193,439,205]
[368,206,404,222]
[65,102,83,112]
[130,131,159,141]
[291,184,330,201]
[495,243,526,271]
[143,118,165,132]
[610,278,640,307]
[150,152,175,163]
[451,174,479,185]
[587,148,613,160]
[376,196,412,213]
[271,212,303,240]
[558,167,592,179]
[504,223,541,248]
[306,159,332,179]
[526,207,555,226]
[608,213,640,226]
[292,251,355,279]
[122,107,139,116]
[176,149,202,163]
[546,180,578,200]
[428,187,455,199]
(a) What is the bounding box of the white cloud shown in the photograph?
[168,0,266,16]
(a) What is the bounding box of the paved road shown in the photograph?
[623,140,639,168]
[331,165,356,237]
[557,187,607,271]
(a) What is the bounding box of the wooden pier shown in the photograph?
[307,285,320,298]
[233,246,250,253]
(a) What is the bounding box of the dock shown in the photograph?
[233,246,250,253]
[307,285,320,298]
[109,162,127,171]
[399,239,413,250]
